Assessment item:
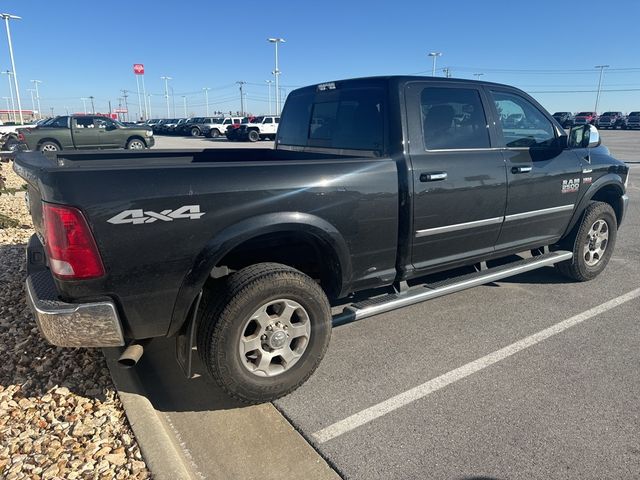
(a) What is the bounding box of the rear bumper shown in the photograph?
[25,234,125,347]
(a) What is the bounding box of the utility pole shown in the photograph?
[203,87,210,116]
[268,38,285,114]
[80,97,88,114]
[594,65,609,114]
[147,94,152,118]
[89,96,95,114]
[428,52,442,76]
[473,73,484,81]
[2,96,10,122]
[161,76,172,118]
[236,81,246,115]
[1,14,23,124]
[182,95,187,117]
[120,89,130,121]
[442,67,452,78]
[31,80,42,119]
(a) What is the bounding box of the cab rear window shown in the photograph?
[277,86,385,153]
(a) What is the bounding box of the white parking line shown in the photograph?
[312,288,640,444]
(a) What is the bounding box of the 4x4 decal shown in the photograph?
[107,205,205,224]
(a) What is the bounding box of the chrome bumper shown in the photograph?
[25,237,125,348]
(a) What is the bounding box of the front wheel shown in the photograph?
[190,127,200,137]
[126,138,146,150]
[555,201,617,281]
[248,130,260,142]
[39,141,60,152]
[197,263,332,404]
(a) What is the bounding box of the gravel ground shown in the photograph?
[0,162,151,479]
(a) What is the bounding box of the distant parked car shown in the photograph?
[185,117,219,137]
[204,117,243,138]
[236,116,280,142]
[145,119,163,128]
[224,117,251,140]
[596,112,624,130]
[552,112,574,128]
[166,118,189,135]
[625,111,640,130]
[574,112,597,125]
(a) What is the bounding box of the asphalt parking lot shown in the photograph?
[134,131,639,479]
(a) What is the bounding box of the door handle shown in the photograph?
[511,166,532,174]
[420,172,447,182]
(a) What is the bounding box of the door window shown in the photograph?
[421,87,490,150]
[95,117,116,129]
[73,117,94,128]
[263,118,273,124]
[490,91,556,148]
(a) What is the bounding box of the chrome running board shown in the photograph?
[332,251,573,326]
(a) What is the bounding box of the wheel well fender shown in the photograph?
[126,135,146,147]
[37,138,62,149]
[562,174,625,237]
[167,212,352,337]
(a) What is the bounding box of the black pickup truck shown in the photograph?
[15,76,629,403]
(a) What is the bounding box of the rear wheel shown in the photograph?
[248,130,260,142]
[191,127,200,137]
[555,201,617,281]
[210,129,220,138]
[39,141,60,152]
[197,263,332,404]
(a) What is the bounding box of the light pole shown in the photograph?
[1,71,15,123]
[2,96,10,122]
[88,96,95,114]
[428,52,442,77]
[30,80,42,119]
[202,87,210,117]
[473,73,484,80]
[594,65,609,114]
[182,95,187,117]
[27,88,35,120]
[80,97,88,114]
[266,80,273,115]
[1,14,23,124]
[147,94,152,118]
[161,76,172,118]
[268,38,285,114]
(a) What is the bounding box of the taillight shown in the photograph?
[42,203,105,279]
[17,132,24,141]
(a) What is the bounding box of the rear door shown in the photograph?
[70,116,101,148]
[406,82,507,271]
[487,88,582,250]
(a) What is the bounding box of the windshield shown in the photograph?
[577,112,593,116]
[553,112,568,116]
[629,112,640,117]
[602,112,616,116]
[250,116,265,124]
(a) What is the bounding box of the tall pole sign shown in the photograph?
[133,63,147,120]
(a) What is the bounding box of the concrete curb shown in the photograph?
[103,348,195,480]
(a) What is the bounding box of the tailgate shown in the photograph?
[13,151,58,237]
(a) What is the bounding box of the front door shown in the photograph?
[71,116,101,148]
[406,82,507,272]
[95,117,121,148]
[487,88,582,251]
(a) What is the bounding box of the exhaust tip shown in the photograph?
[117,342,146,368]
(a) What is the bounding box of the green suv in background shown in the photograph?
[17,115,155,152]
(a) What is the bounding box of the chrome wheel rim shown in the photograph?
[583,218,609,266]
[238,299,311,377]
[129,140,145,150]
[41,144,58,152]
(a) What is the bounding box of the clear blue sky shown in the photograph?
[1,0,639,118]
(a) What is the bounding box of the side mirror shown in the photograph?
[568,124,600,149]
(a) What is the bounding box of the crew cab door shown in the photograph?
[486,88,582,250]
[405,82,507,271]
[94,117,121,148]
[70,116,101,148]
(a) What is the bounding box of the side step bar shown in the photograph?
[332,251,572,327]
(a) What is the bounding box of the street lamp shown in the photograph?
[236,81,246,115]
[27,88,35,120]
[1,13,23,124]
[268,38,285,114]
[428,52,442,77]
[202,87,210,116]
[160,76,172,118]
[266,80,273,115]
[594,65,609,114]
[30,80,42,119]
[1,71,16,123]
[473,73,484,80]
